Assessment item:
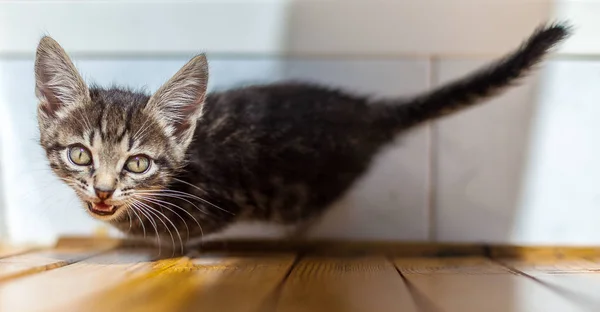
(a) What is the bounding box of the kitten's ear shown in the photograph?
[34,36,90,118]
[146,54,208,143]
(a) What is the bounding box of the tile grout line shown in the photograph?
[427,56,438,242]
[0,53,586,61]
[0,162,6,240]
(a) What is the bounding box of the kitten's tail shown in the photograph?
[388,22,571,128]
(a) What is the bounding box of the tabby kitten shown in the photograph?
[35,23,569,249]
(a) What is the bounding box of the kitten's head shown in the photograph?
[34,36,208,223]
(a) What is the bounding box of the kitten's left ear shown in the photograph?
[146,54,208,145]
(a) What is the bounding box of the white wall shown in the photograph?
[1,0,600,245]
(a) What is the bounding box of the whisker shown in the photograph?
[142,183,234,215]
[132,115,155,142]
[131,201,160,256]
[134,200,182,256]
[59,177,84,185]
[133,193,204,238]
[133,194,193,242]
[125,204,133,233]
[75,107,93,132]
[57,177,89,193]
[73,111,90,133]
[134,191,211,216]
[171,178,233,214]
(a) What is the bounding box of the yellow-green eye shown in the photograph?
[125,155,150,173]
[68,145,92,166]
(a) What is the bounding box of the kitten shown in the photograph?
[35,23,570,249]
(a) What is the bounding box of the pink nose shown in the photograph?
[95,188,114,200]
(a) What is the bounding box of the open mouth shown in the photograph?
[87,202,118,216]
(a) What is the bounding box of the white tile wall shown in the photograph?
[433,59,600,245]
[0,57,430,244]
[513,60,600,245]
[433,59,543,243]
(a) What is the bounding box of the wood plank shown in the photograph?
[490,246,600,260]
[182,254,296,312]
[0,244,38,258]
[395,257,591,312]
[69,253,296,312]
[0,244,116,282]
[499,258,600,309]
[0,248,158,312]
[501,258,600,274]
[276,256,418,312]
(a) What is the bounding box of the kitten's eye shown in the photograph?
[125,155,151,173]
[68,145,92,166]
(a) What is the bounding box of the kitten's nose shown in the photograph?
[95,188,114,200]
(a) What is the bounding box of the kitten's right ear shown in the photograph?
[35,36,90,118]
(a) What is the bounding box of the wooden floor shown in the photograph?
[3,237,600,311]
